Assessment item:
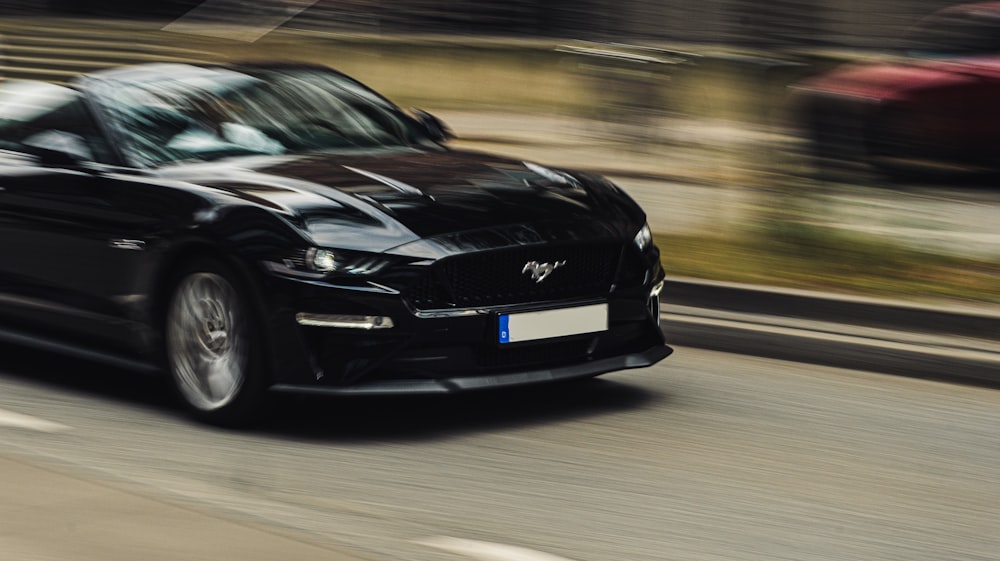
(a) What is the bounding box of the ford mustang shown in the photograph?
[0,63,670,425]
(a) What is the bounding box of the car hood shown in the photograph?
[794,57,1000,101]
[158,148,642,254]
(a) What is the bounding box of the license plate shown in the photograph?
[498,304,607,344]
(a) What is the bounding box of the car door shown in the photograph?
[0,82,168,355]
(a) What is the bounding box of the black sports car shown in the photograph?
[0,63,670,425]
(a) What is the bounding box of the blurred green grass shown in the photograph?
[657,228,1000,305]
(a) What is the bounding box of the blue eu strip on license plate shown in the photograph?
[498,304,607,344]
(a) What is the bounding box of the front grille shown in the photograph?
[406,243,621,309]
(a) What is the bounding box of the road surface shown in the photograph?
[1,341,997,561]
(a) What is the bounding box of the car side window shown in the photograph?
[0,81,113,164]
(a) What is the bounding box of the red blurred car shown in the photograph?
[793,2,1000,175]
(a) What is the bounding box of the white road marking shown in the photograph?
[0,408,70,433]
[415,536,579,561]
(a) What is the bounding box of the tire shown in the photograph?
[165,258,267,426]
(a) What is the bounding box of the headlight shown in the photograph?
[308,248,338,273]
[633,223,652,252]
[267,247,391,278]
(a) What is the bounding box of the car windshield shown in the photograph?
[92,65,432,166]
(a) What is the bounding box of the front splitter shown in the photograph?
[269,344,672,396]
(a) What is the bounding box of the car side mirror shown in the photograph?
[411,109,454,142]
[22,130,93,168]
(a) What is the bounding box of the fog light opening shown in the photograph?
[648,280,664,325]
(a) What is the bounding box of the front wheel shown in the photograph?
[165,259,266,426]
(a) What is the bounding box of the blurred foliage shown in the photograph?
[657,229,1000,305]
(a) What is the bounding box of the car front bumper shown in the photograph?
[256,233,671,394]
[258,250,669,392]
[269,342,671,395]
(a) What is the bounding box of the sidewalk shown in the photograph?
[0,454,370,561]
[661,277,1000,384]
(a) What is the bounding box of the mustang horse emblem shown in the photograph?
[522,260,567,283]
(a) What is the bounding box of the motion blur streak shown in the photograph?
[164,0,320,42]
[0,407,70,433]
[416,536,578,561]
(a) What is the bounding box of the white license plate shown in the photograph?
[498,304,607,344]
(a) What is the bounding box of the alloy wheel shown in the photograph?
[166,272,248,412]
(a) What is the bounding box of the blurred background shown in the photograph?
[2,10,995,561]
[1,0,999,304]
[0,0,972,47]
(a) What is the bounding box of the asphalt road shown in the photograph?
[1,342,997,561]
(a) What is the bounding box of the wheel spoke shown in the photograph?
[167,272,247,412]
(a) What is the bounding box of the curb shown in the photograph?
[660,277,1000,384]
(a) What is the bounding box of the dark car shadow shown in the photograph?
[0,342,664,440]
[0,342,177,413]
[258,377,662,442]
